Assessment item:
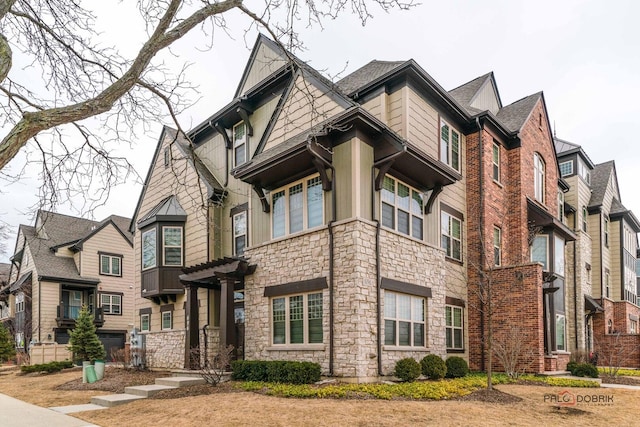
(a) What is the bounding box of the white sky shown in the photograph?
[1,0,639,262]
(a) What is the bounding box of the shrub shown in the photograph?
[394,358,421,382]
[21,360,73,374]
[445,357,469,378]
[231,360,320,384]
[0,322,16,362]
[566,361,578,373]
[421,354,447,380]
[570,363,599,378]
[67,306,105,363]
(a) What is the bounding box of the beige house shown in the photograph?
[132,35,470,380]
[0,210,134,360]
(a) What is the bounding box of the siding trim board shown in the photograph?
[380,277,432,298]
[263,277,328,297]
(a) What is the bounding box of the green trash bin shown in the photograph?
[85,365,98,383]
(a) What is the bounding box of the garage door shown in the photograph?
[97,333,125,362]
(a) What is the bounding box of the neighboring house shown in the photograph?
[0,263,10,323]
[0,211,134,360]
[556,139,640,364]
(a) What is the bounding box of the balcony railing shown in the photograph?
[56,304,104,328]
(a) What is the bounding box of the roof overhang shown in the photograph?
[9,272,32,293]
[38,276,100,286]
[585,295,604,313]
[179,257,257,287]
[527,198,577,242]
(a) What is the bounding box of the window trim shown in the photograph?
[559,161,573,177]
[270,291,324,346]
[582,206,588,232]
[441,210,463,262]
[162,226,184,267]
[492,141,500,182]
[383,290,427,348]
[99,252,123,277]
[140,313,150,331]
[555,313,566,351]
[493,226,502,266]
[271,174,324,239]
[531,234,549,271]
[380,175,424,240]
[100,292,123,315]
[15,292,25,313]
[604,217,609,248]
[534,153,545,203]
[445,305,464,351]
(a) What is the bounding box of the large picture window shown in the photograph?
[440,119,460,172]
[446,305,463,350]
[272,176,323,238]
[271,292,323,345]
[100,254,122,276]
[100,293,122,315]
[162,226,183,266]
[142,229,157,270]
[381,176,424,239]
[384,291,425,347]
[441,211,462,261]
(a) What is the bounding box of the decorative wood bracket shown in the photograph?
[311,157,332,191]
[253,185,270,213]
[237,108,253,136]
[214,122,232,149]
[374,159,396,191]
[424,185,443,214]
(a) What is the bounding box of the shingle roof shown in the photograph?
[104,215,134,245]
[37,210,99,247]
[336,60,405,95]
[588,161,615,209]
[495,92,542,132]
[449,72,494,115]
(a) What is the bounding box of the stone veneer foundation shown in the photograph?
[144,330,185,369]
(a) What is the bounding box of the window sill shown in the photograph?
[446,348,465,354]
[266,344,326,351]
[383,345,429,352]
[444,256,463,266]
[492,179,503,189]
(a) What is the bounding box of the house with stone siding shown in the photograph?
[555,140,640,366]
[0,210,134,360]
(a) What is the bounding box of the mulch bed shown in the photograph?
[457,388,523,404]
[54,367,171,393]
[600,375,640,386]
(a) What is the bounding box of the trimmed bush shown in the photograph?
[421,354,447,380]
[570,363,599,378]
[231,360,320,384]
[394,358,421,382]
[21,360,73,374]
[445,357,469,378]
[566,361,578,373]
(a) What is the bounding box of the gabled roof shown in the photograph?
[336,60,405,95]
[588,161,616,209]
[554,137,596,168]
[71,214,134,251]
[449,72,502,115]
[35,210,98,248]
[495,92,542,133]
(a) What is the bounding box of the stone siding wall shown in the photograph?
[144,330,185,369]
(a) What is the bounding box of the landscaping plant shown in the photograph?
[421,354,447,380]
[0,322,16,363]
[67,306,105,363]
[394,358,421,382]
[445,356,469,378]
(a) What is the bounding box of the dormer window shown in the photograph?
[234,122,247,167]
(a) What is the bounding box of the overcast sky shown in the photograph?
[1,0,639,262]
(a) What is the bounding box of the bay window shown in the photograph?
[162,226,183,266]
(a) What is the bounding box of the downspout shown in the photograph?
[307,144,336,376]
[599,210,603,298]
[475,117,485,371]
[372,149,406,376]
[573,206,579,349]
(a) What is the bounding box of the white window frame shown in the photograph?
[100,293,122,315]
[270,292,323,346]
[271,175,324,239]
[142,229,157,270]
[233,122,247,167]
[233,211,247,256]
[100,254,122,276]
[492,142,500,182]
[445,305,464,350]
[441,211,462,261]
[161,311,172,330]
[140,313,150,332]
[381,176,424,239]
[534,153,545,203]
[493,226,502,266]
[559,161,573,177]
[384,291,426,348]
[162,226,183,266]
[440,119,461,172]
[556,313,566,351]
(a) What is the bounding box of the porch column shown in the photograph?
[184,284,200,369]
[219,276,236,350]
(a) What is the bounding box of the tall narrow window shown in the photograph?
[161,311,172,330]
[445,305,463,350]
[140,314,150,331]
[534,153,545,203]
[582,206,588,232]
[163,227,183,266]
[605,270,610,298]
[493,226,502,266]
[554,235,565,277]
[142,229,157,270]
[233,211,247,256]
[557,190,564,221]
[604,217,609,248]
[492,142,500,182]
[440,119,461,172]
[556,314,566,351]
[441,211,462,261]
[233,122,247,167]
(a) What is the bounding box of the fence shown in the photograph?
[29,343,72,365]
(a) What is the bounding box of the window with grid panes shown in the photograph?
[162,226,183,266]
[445,305,463,350]
[233,122,247,167]
[100,293,122,315]
[384,291,425,347]
[233,211,247,256]
[272,176,323,239]
[441,211,462,261]
[381,176,423,239]
[100,254,121,276]
[440,119,460,171]
[271,292,323,345]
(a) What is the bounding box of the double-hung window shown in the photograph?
[604,217,609,248]
[100,293,122,315]
[441,211,462,261]
[100,254,122,276]
[233,211,247,256]
[440,119,461,172]
[445,305,463,350]
[384,291,425,347]
[233,122,247,167]
[162,310,172,330]
[381,176,424,239]
[272,176,323,238]
[492,142,500,182]
[493,226,502,266]
[140,313,150,331]
[534,153,545,203]
[271,292,323,345]
[163,227,183,266]
[582,206,588,232]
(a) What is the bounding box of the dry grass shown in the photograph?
[1,367,639,427]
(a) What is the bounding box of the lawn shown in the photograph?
[1,366,639,426]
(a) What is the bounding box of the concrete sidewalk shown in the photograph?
[0,393,100,427]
